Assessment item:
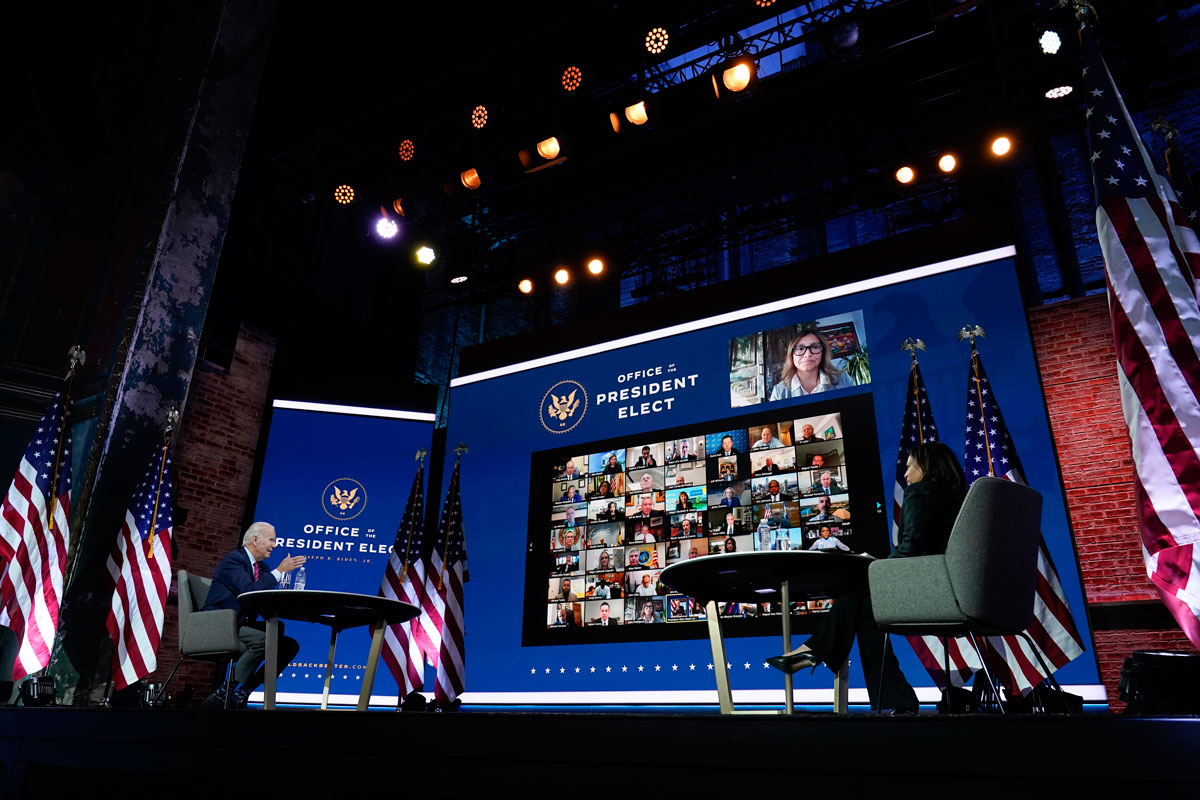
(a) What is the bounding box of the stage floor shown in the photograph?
[1,706,1198,797]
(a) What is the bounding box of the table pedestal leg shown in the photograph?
[264,617,279,710]
[357,618,387,712]
[780,579,793,715]
[704,600,733,714]
[834,659,850,714]
[321,628,339,710]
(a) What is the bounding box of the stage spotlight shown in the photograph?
[460,168,482,190]
[645,27,669,55]
[1039,30,1062,54]
[625,101,649,125]
[895,166,916,184]
[990,136,1013,156]
[416,246,436,265]
[398,139,415,161]
[518,278,534,294]
[554,268,570,285]
[537,137,561,160]
[587,258,604,276]
[375,216,398,239]
[828,20,860,51]
[450,275,468,284]
[471,105,488,129]
[393,198,406,216]
[712,56,756,100]
[722,61,753,92]
[334,184,355,204]
[937,154,957,173]
[1044,84,1074,99]
[756,0,776,6]
[562,66,582,92]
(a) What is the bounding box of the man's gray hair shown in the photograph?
[243,521,275,545]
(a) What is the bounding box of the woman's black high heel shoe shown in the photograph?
[765,651,820,675]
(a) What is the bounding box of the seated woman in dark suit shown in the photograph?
[765,441,966,713]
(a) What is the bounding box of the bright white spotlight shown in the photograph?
[991,136,1012,156]
[587,258,604,276]
[554,268,570,285]
[416,246,436,265]
[518,279,533,294]
[895,166,916,184]
[375,217,398,239]
[937,154,957,173]
[1044,85,1074,99]
[450,275,468,284]
[1039,30,1062,55]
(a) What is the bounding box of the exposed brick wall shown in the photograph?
[1029,296,1193,711]
[143,324,275,703]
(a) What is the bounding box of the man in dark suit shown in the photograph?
[810,470,843,496]
[202,522,306,708]
[594,601,619,626]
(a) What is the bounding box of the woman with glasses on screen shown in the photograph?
[768,328,855,400]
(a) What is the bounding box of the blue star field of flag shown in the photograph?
[896,363,940,473]
[26,388,72,502]
[391,465,426,566]
[438,462,468,581]
[963,351,1023,485]
[130,448,174,540]
[1081,25,1156,205]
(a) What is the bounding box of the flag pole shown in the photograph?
[438,443,467,590]
[900,338,927,444]
[46,345,85,533]
[958,325,996,476]
[147,408,179,559]
[401,448,427,580]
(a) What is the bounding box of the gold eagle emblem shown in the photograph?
[547,389,580,421]
[329,486,360,511]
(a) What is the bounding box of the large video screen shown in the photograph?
[524,393,885,645]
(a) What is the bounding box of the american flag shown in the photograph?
[890,361,986,689]
[963,347,1086,695]
[104,443,175,690]
[379,463,426,699]
[0,379,74,680]
[1082,24,1200,647]
[432,460,467,707]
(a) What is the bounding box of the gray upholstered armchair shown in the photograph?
[157,569,247,707]
[869,476,1052,712]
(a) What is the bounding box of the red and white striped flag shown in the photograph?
[1081,23,1200,647]
[963,347,1086,695]
[890,359,986,689]
[104,442,175,689]
[379,463,427,699]
[0,377,74,680]
[432,459,467,707]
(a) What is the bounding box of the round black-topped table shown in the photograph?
[660,550,872,715]
[239,590,418,711]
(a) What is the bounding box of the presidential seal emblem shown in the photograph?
[539,380,587,434]
[322,477,368,520]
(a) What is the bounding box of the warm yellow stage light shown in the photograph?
[471,105,488,128]
[537,137,561,160]
[645,27,669,55]
[609,112,621,133]
[587,258,604,275]
[991,136,1013,156]
[397,139,415,161]
[562,66,582,92]
[722,62,752,92]
[895,166,916,184]
[416,246,436,265]
[334,184,355,204]
[518,279,534,294]
[554,268,570,285]
[392,198,405,216]
[938,154,957,173]
[625,101,648,125]
[460,168,482,190]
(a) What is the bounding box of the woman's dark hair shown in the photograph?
[908,441,966,495]
[779,327,845,385]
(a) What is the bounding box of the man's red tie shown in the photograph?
[253,561,260,581]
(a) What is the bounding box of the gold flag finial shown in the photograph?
[957,324,986,349]
[415,448,427,463]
